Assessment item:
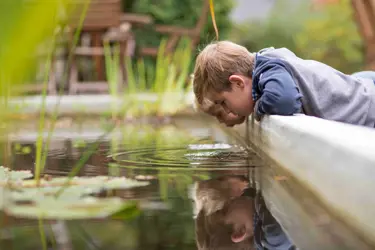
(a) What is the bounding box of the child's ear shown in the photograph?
[231,225,248,243]
[229,75,245,89]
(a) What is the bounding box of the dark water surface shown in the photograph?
[1,117,373,250]
[1,118,256,250]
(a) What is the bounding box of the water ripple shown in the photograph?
[110,143,260,170]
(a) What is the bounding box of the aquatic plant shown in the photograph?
[103,37,194,119]
[0,166,148,219]
[0,0,93,185]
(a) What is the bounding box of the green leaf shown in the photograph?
[0,167,150,220]
[0,166,33,182]
[5,197,127,220]
[110,201,141,220]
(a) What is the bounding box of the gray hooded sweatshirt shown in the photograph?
[252,47,375,128]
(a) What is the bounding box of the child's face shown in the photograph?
[193,176,254,246]
[207,74,254,117]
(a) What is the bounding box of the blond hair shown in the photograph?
[195,200,255,250]
[193,41,255,105]
[193,176,254,250]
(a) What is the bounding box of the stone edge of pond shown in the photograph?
[8,92,195,115]
[230,114,375,245]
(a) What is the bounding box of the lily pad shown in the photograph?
[0,166,33,183]
[0,167,149,220]
[5,197,138,220]
[10,176,149,202]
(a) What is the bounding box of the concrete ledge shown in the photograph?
[9,92,195,115]
[234,114,375,244]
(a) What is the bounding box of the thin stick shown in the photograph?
[209,0,219,40]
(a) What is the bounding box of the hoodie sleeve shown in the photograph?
[255,65,302,118]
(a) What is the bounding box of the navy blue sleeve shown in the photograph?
[256,65,302,117]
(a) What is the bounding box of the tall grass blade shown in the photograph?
[153,39,168,93]
[175,38,192,91]
[209,0,219,40]
[35,36,56,181]
[112,43,120,95]
[104,41,120,119]
[104,41,115,96]
[166,64,177,93]
[146,62,155,90]
[124,56,137,94]
[137,58,147,92]
[38,217,47,250]
[38,0,91,184]
[55,126,115,197]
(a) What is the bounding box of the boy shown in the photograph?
[193,41,375,128]
[192,175,296,250]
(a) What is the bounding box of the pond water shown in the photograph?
[0,116,373,249]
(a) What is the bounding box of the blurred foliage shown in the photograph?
[124,0,234,51]
[294,0,364,73]
[118,0,234,94]
[0,0,70,97]
[0,0,76,180]
[230,0,365,73]
[105,37,194,118]
[230,0,309,54]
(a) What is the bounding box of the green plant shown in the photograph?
[34,0,93,184]
[229,0,310,53]
[104,37,194,118]
[0,0,130,215]
[0,0,95,184]
[0,1,65,178]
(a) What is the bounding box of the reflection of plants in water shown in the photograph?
[108,124,198,157]
[135,188,198,249]
[158,169,210,201]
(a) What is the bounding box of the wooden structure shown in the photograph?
[66,0,131,94]
[138,0,210,57]
[351,0,375,70]
[17,0,209,95]
[67,0,158,94]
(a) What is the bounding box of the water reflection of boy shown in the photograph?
[246,188,297,250]
[194,176,296,250]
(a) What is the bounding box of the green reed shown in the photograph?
[0,0,102,184]
[0,1,76,181]
[103,36,194,118]
[36,0,92,184]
